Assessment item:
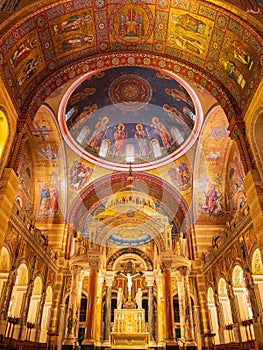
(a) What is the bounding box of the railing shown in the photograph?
[213,340,258,350]
[0,337,46,350]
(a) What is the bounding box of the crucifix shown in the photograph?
[120,272,139,296]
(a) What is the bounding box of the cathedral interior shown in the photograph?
[0,0,263,350]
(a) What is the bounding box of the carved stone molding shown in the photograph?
[144,271,154,287]
[177,266,190,277]
[105,271,115,287]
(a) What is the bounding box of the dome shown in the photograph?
[59,66,203,171]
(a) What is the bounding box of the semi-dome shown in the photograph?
[59,66,203,171]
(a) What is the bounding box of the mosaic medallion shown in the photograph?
[110,0,153,44]
[109,74,152,110]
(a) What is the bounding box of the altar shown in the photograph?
[111,308,149,349]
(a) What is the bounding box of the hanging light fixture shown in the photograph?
[126,162,134,186]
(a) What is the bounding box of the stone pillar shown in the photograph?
[9,114,33,174]
[213,291,225,344]
[34,288,46,342]
[162,261,175,342]
[155,272,165,348]
[228,118,253,174]
[62,265,83,349]
[244,269,263,350]
[226,282,242,342]
[82,254,99,350]
[0,169,19,247]
[0,267,16,334]
[34,266,49,342]
[65,225,75,260]
[145,271,155,342]
[18,279,34,340]
[94,271,104,347]
[103,271,114,344]
[177,266,196,347]
[176,268,185,341]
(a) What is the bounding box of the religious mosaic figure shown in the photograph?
[203,184,222,216]
[67,88,96,108]
[113,124,126,156]
[53,13,91,35]
[39,183,50,216]
[16,55,42,86]
[10,36,38,68]
[221,59,246,88]
[162,104,189,131]
[171,13,206,34]
[152,117,171,149]
[168,162,191,191]
[232,40,253,69]
[88,116,109,148]
[134,123,148,157]
[69,104,97,137]
[70,161,93,190]
[49,184,59,215]
[61,34,94,52]
[165,87,194,106]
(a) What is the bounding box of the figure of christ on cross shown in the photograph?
[120,272,139,296]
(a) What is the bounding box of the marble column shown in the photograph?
[245,270,263,350]
[213,291,225,344]
[34,267,48,342]
[94,271,105,346]
[177,266,196,345]
[82,256,99,350]
[226,282,242,342]
[65,225,75,260]
[63,265,83,348]
[176,269,185,341]
[155,272,165,347]
[33,289,46,342]
[103,271,114,343]
[162,262,175,341]
[18,279,34,340]
[0,268,16,334]
[145,271,155,342]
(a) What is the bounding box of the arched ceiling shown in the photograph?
[1,0,261,249]
[67,172,192,239]
[0,0,262,122]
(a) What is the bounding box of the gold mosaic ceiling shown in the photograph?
[0,0,262,123]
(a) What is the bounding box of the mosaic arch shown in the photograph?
[232,265,244,288]
[218,277,227,297]
[251,248,263,274]
[59,66,203,171]
[0,246,10,272]
[207,286,215,304]
[107,248,153,271]
[17,263,29,286]
[67,171,192,240]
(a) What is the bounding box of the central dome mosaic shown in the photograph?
[59,66,203,170]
